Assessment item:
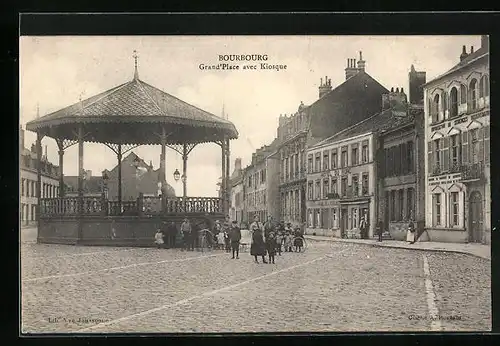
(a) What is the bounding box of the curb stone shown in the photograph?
[305,236,490,261]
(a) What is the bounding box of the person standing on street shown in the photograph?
[230,220,241,259]
[181,218,193,251]
[376,220,384,242]
[166,221,178,248]
[266,231,277,264]
[360,216,368,239]
[406,218,416,244]
[154,228,164,248]
[264,216,274,240]
[250,214,267,263]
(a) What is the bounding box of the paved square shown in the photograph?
[21,236,491,333]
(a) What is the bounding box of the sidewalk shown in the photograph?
[305,235,491,260]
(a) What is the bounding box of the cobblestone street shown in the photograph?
[21,234,491,333]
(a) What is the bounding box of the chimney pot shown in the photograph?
[462,45,467,53]
[401,87,404,93]
[396,87,399,93]
[470,45,474,53]
[359,51,363,61]
[391,87,394,92]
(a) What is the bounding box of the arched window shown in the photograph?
[479,76,484,98]
[469,79,477,110]
[481,75,489,99]
[460,84,467,104]
[433,94,440,123]
[450,87,458,118]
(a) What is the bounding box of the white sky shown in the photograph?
[19,35,481,197]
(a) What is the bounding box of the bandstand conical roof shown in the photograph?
[26,70,238,145]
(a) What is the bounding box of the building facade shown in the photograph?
[20,127,61,225]
[423,36,490,244]
[244,142,280,224]
[305,112,389,238]
[229,158,245,223]
[278,52,389,226]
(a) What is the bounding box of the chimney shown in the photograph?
[409,64,427,105]
[481,35,489,50]
[19,125,25,152]
[149,160,153,170]
[460,45,469,61]
[345,56,361,80]
[234,158,242,172]
[382,87,408,111]
[318,75,332,98]
[470,45,474,54]
[357,51,366,71]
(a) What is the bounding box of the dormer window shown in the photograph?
[449,87,458,118]
[469,79,478,111]
[433,94,440,123]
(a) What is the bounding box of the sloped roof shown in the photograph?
[26,75,238,145]
[312,108,407,148]
[424,46,489,87]
[307,71,389,147]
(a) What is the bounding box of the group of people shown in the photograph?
[249,215,305,264]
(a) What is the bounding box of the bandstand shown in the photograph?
[25,57,238,246]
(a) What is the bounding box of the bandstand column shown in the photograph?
[160,127,167,208]
[77,126,84,214]
[221,138,226,213]
[36,132,43,229]
[225,138,231,216]
[117,144,122,211]
[182,144,188,198]
[57,141,65,197]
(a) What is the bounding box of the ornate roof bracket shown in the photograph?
[103,143,140,156]
[166,143,198,157]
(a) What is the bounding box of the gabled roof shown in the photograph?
[307,71,389,146]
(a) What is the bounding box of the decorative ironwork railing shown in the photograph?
[39,196,224,217]
[461,162,484,181]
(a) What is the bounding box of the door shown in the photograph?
[340,208,348,237]
[469,191,483,243]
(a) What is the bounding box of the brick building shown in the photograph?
[64,152,176,199]
[20,126,61,226]
[423,36,490,244]
[278,52,389,226]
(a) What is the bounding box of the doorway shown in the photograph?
[469,191,483,243]
[340,208,348,238]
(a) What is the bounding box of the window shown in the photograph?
[323,179,330,198]
[308,209,313,228]
[351,145,359,166]
[433,94,440,123]
[261,169,266,183]
[450,192,459,226]
[432,193,441,226]
[469,79,477,111]
[332,208,338,228]
[248,176,252,187]
[308,154,313,173]
[316,209,322,229]
[434,139,441,173]
[315,153,321,172]
[294,154,299,176]
[331,178,338,196]
[398,189,404,221]
[407,188,414,220]
[341,147,348,167]
[21,179,25,196]
[450,134,460,170]
[407,141,414,173]
[460,84,467,104]
[362,142,369,163]
[485,125,490,164]
[352,174,359,196]
[470,129,480,164]
[482,75,489,98]
[362,173,369,195]
[308,181,313,200]
[323,151,329,171]
[341,177,347,197]
[450,87,458,118]
[315,180,321,200]
[331,150,338,169]
[285,158,289,178]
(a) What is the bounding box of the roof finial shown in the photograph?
[222,101,226,120]
[36,102,40,118]
[133,50,139,80]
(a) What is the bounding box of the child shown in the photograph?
[224,231,231,252]
[266,231,277,264]
[294,226,304,252]
[284,231,293,252]
[217,231,225,250]
[154,229,164,249]
[275,230,283,256]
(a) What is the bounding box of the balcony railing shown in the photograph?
[280,170,306,184]
[461,162,484,182]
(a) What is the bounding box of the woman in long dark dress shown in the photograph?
[250,215,267,263]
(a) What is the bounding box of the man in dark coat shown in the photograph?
[166,221,178,248]
[229,220,241,259]
[181,218,193,251]
[376,220,384,242]
[250,214,267,263]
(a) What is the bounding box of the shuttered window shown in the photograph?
[484,125,490,164]
[461,131,468,165]
[442,137,449,172]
